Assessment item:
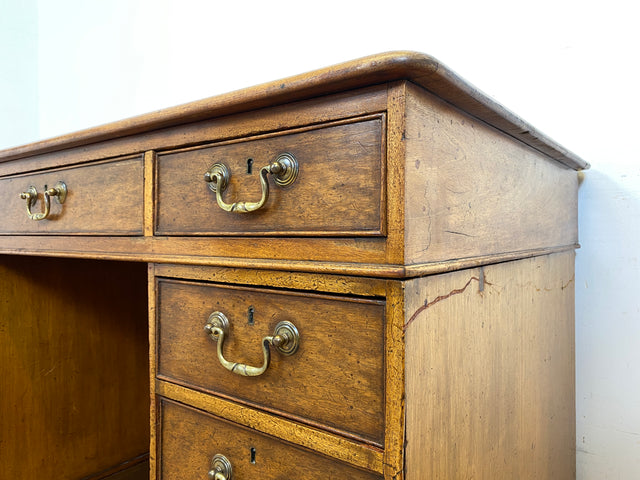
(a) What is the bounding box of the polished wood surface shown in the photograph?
[159,399,382,480]
[0,156,144,234]
[0,256,149,478]
[156,381,384,473]
[0,52,585,479]
[0,78,581,276]
[0,52,588,170]
[155,278,385,445]
[156,116,384,236]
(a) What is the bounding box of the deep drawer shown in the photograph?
[0,157,144,235]
[158,399,382,480]
[155,116,385,236]
[155,278,385,445]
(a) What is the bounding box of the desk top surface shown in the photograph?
[0,51,587,170]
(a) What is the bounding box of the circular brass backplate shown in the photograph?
[54,181,67,204]
[273,320,300,356]
[205,163,230,193]
[24,186,37,207]
[210,453,233,480]
[272,153,299,187]
[206,311,230,339]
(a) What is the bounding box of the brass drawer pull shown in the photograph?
[204,311,300,377]
[208,454,232,480]
[204,153,298,213]
[19,181,67,221]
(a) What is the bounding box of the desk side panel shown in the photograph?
[404,252,576,479]
[404,83,579,265]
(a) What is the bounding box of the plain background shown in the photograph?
[1,1,638,477]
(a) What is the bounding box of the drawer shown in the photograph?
[0,157,144,235]
[156,278,385,445]
[158,398,382,480]
[155,116,385,236]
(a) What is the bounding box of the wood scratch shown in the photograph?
[404,275,490,331]
[41,365,57,377]
[561,275,575,290]
[444,230,476,238]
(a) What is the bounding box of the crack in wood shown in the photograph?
[404,274,491,332]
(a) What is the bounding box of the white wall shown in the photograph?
[0,0,38,147]
[2,1,639,477]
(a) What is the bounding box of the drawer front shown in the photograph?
[0,157,144,235]
[155,117,385,236]
[156,278,385,445]
[159,398,382,480]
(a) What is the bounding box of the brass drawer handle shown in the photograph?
[208,454,232,480]
[204,153,298,213]
[19,182,67,221]
[204,311,300,377]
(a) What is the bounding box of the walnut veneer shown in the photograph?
[0,52,587,479]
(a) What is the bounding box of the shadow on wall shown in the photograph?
[575,167,640,479]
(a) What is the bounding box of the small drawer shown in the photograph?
[155,116,385,236]
[158,398,382,480]
[156,278,385,445]
[0,157,144,235]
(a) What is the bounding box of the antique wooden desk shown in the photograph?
[0,52,588,479]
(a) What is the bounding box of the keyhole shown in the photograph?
[250,447,256,464]
[248,306,255,325]
[246,158,254,174]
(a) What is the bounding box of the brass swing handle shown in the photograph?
[19,182,67,221]
[208,454,232,480]
[203,153,298,213]
[204,311,300,377]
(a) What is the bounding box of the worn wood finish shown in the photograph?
[156,116,385,236]
[153,263,389,297]
[87,455,150,480]
[0,86,388,177]
[0,256,149,479]
[403,83,579,265]
[157,381,384,473]
[158,399,382,480]
[0,157,144,235]
[0,53,585,479]
[0,236,576,280]
[0,52,588,170]
[0,235,388,269]
[404,252,576,479]
[0,77,581,272]
[148,264,159,480]
[156,278,386,445]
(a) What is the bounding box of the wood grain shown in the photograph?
[403,252,576,479]
[153,263,389,297]
[156,381,383,473]
[0,256,150,479]
[155,278,386,445]
[156,116,385,236]
[0,156,144,235]
[403,82,579,266]
[0,86,388,177]
[0,52,587,171]
[0,53,583,480]
[158,398,382,480]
